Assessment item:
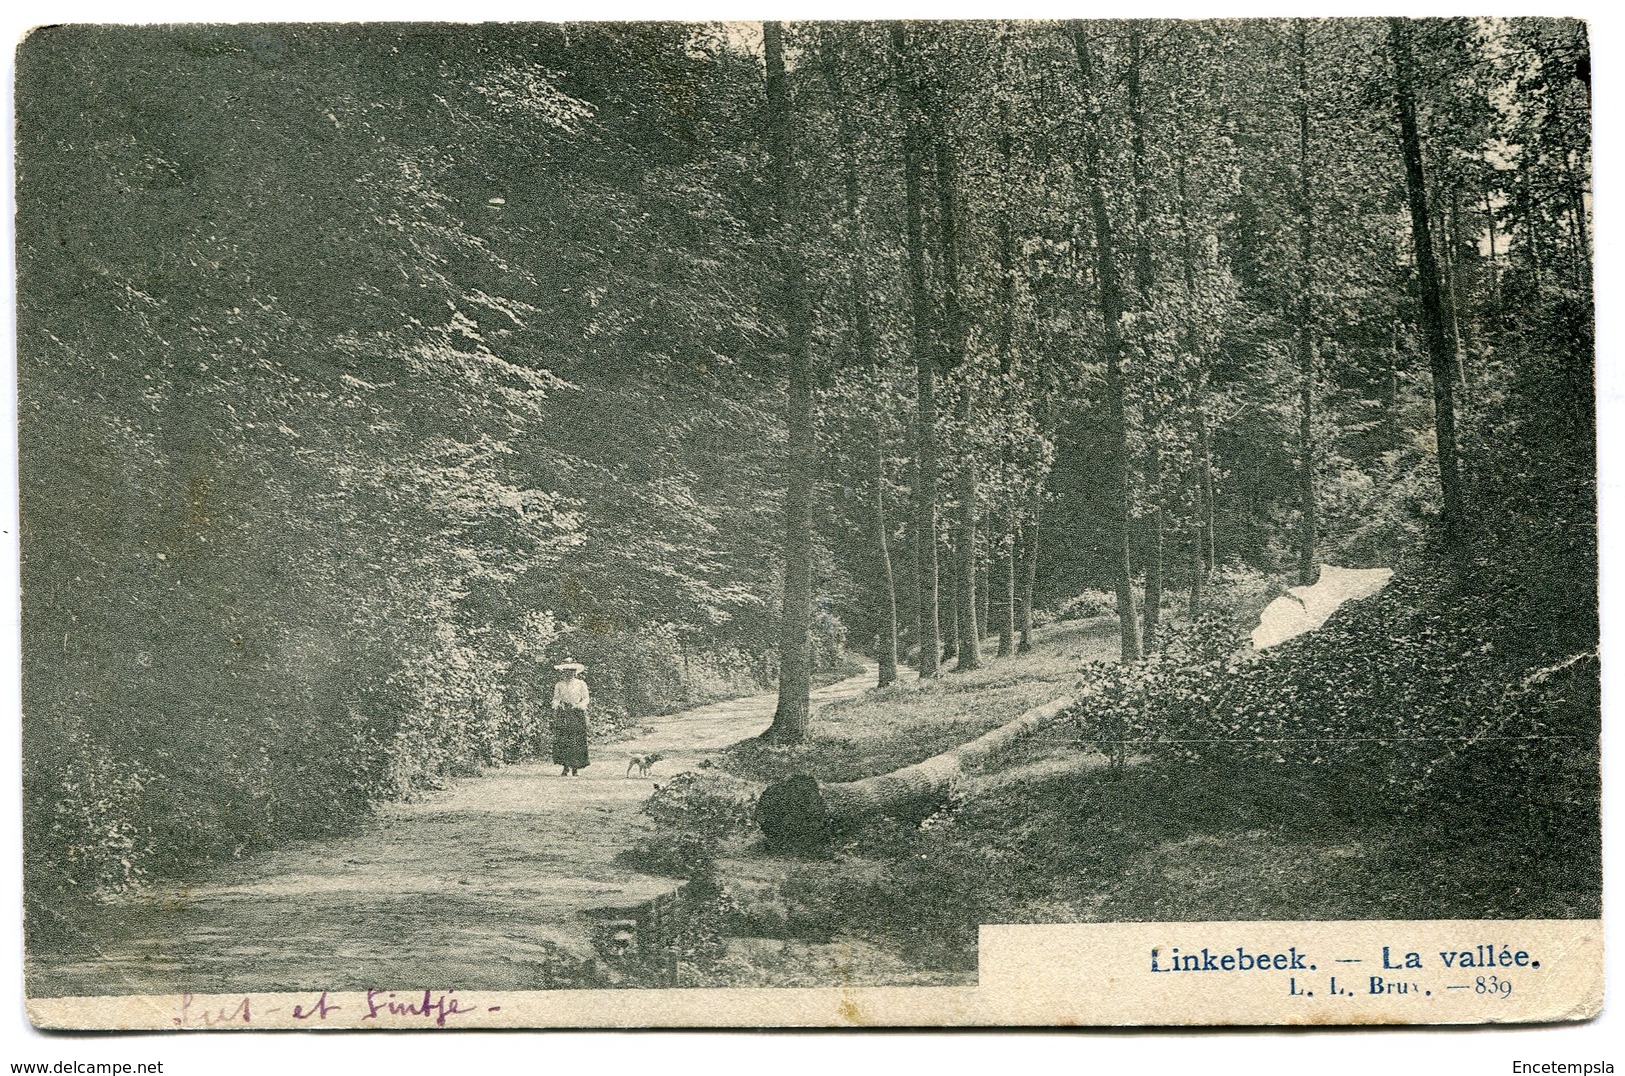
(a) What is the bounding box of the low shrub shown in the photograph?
[621,770,759,884]
[1054,589,1116,621]
[641,770,757,841]
[1204,564,1289,628]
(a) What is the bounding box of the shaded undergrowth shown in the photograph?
[631,561,1600,983]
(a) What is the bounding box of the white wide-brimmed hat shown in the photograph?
[552,659,586,672]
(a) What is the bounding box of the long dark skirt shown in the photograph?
[551,706,589,770]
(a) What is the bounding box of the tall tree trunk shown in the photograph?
[893,25,940,677]
[950,400,978,669]
[1071,23,1142,663]
[761,21,814,743]
[1391,17,1467,560]
[1437,187,1464,370]
[1201,415,1216,573]
[873,431,899,687]
[995,103,1018,660]
[1127,26,1155,295]
[830,51,899,689]
[942,533,960,664]
[1017,516,1039,653]
[1145,459,1164,647]
[905,460,921,668]
[1175,150,1209,621]
[1294,20,1320,589]
[1445,186,1473,401]
[1482,174,1501,311]
[997,532,1016,656]
[1127,27,1164,651]
[977,558,990,640]
[932,105,982,673]
[1194,406,1215,615]
[1520,170,1544,294]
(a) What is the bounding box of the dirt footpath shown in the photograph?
[28,670,875,999]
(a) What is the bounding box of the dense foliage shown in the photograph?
[17,24,806,931]
[18,17,1593,949]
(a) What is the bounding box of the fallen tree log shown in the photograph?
[756,695,1075,851]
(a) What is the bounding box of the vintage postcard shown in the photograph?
[14,17,1600,1029]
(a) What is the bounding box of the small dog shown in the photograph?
[626,753,664,778]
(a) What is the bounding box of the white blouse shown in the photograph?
[552,678,590,709]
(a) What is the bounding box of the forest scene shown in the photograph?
[16,17,1597,997]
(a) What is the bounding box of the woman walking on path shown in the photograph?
[550,660,591,776]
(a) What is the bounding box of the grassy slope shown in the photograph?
[655,614,1386,979]
[638,578,1598,985]
[720,617,1119,786]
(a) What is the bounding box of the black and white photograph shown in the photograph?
[7,9,1607,1039]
